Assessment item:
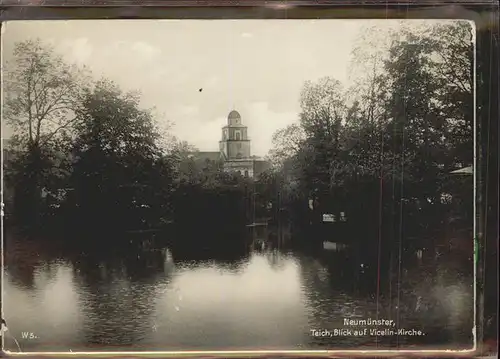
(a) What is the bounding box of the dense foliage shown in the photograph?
[265,21,474,259]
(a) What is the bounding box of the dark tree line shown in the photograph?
[264,21,474,264]
[2,40,259,248]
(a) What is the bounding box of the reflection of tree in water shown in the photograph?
[4,232,67,290]
[71,253,121,287]
[386,259,474,347]
[295,253,376,348]
[296,250,434,348]
[298,247,378,295]
[169,240,251,274]
[161,248,176,275]
[122,250,167,283]
[5,261,37,290]
[264,250,290,271]
[171,247,251,275]
[70,248,174,349]
[296,247,473,349]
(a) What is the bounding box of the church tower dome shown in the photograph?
[228,110,242,126]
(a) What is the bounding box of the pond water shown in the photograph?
[2,235,474,352]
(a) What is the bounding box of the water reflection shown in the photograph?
[3,236,473,352]
[4,262,82,351]
[151,253,306,350]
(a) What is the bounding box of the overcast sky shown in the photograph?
[2,19,433,156]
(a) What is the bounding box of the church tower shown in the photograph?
[219,110,251,160]
[219,110,254,177]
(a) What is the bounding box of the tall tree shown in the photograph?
[298,77,346,196]
[4,39,89,149]
[267,124,305,168]
[68,79,173,234]
[3,39,89,227]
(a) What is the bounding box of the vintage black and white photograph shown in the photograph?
[1,19,474,352]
